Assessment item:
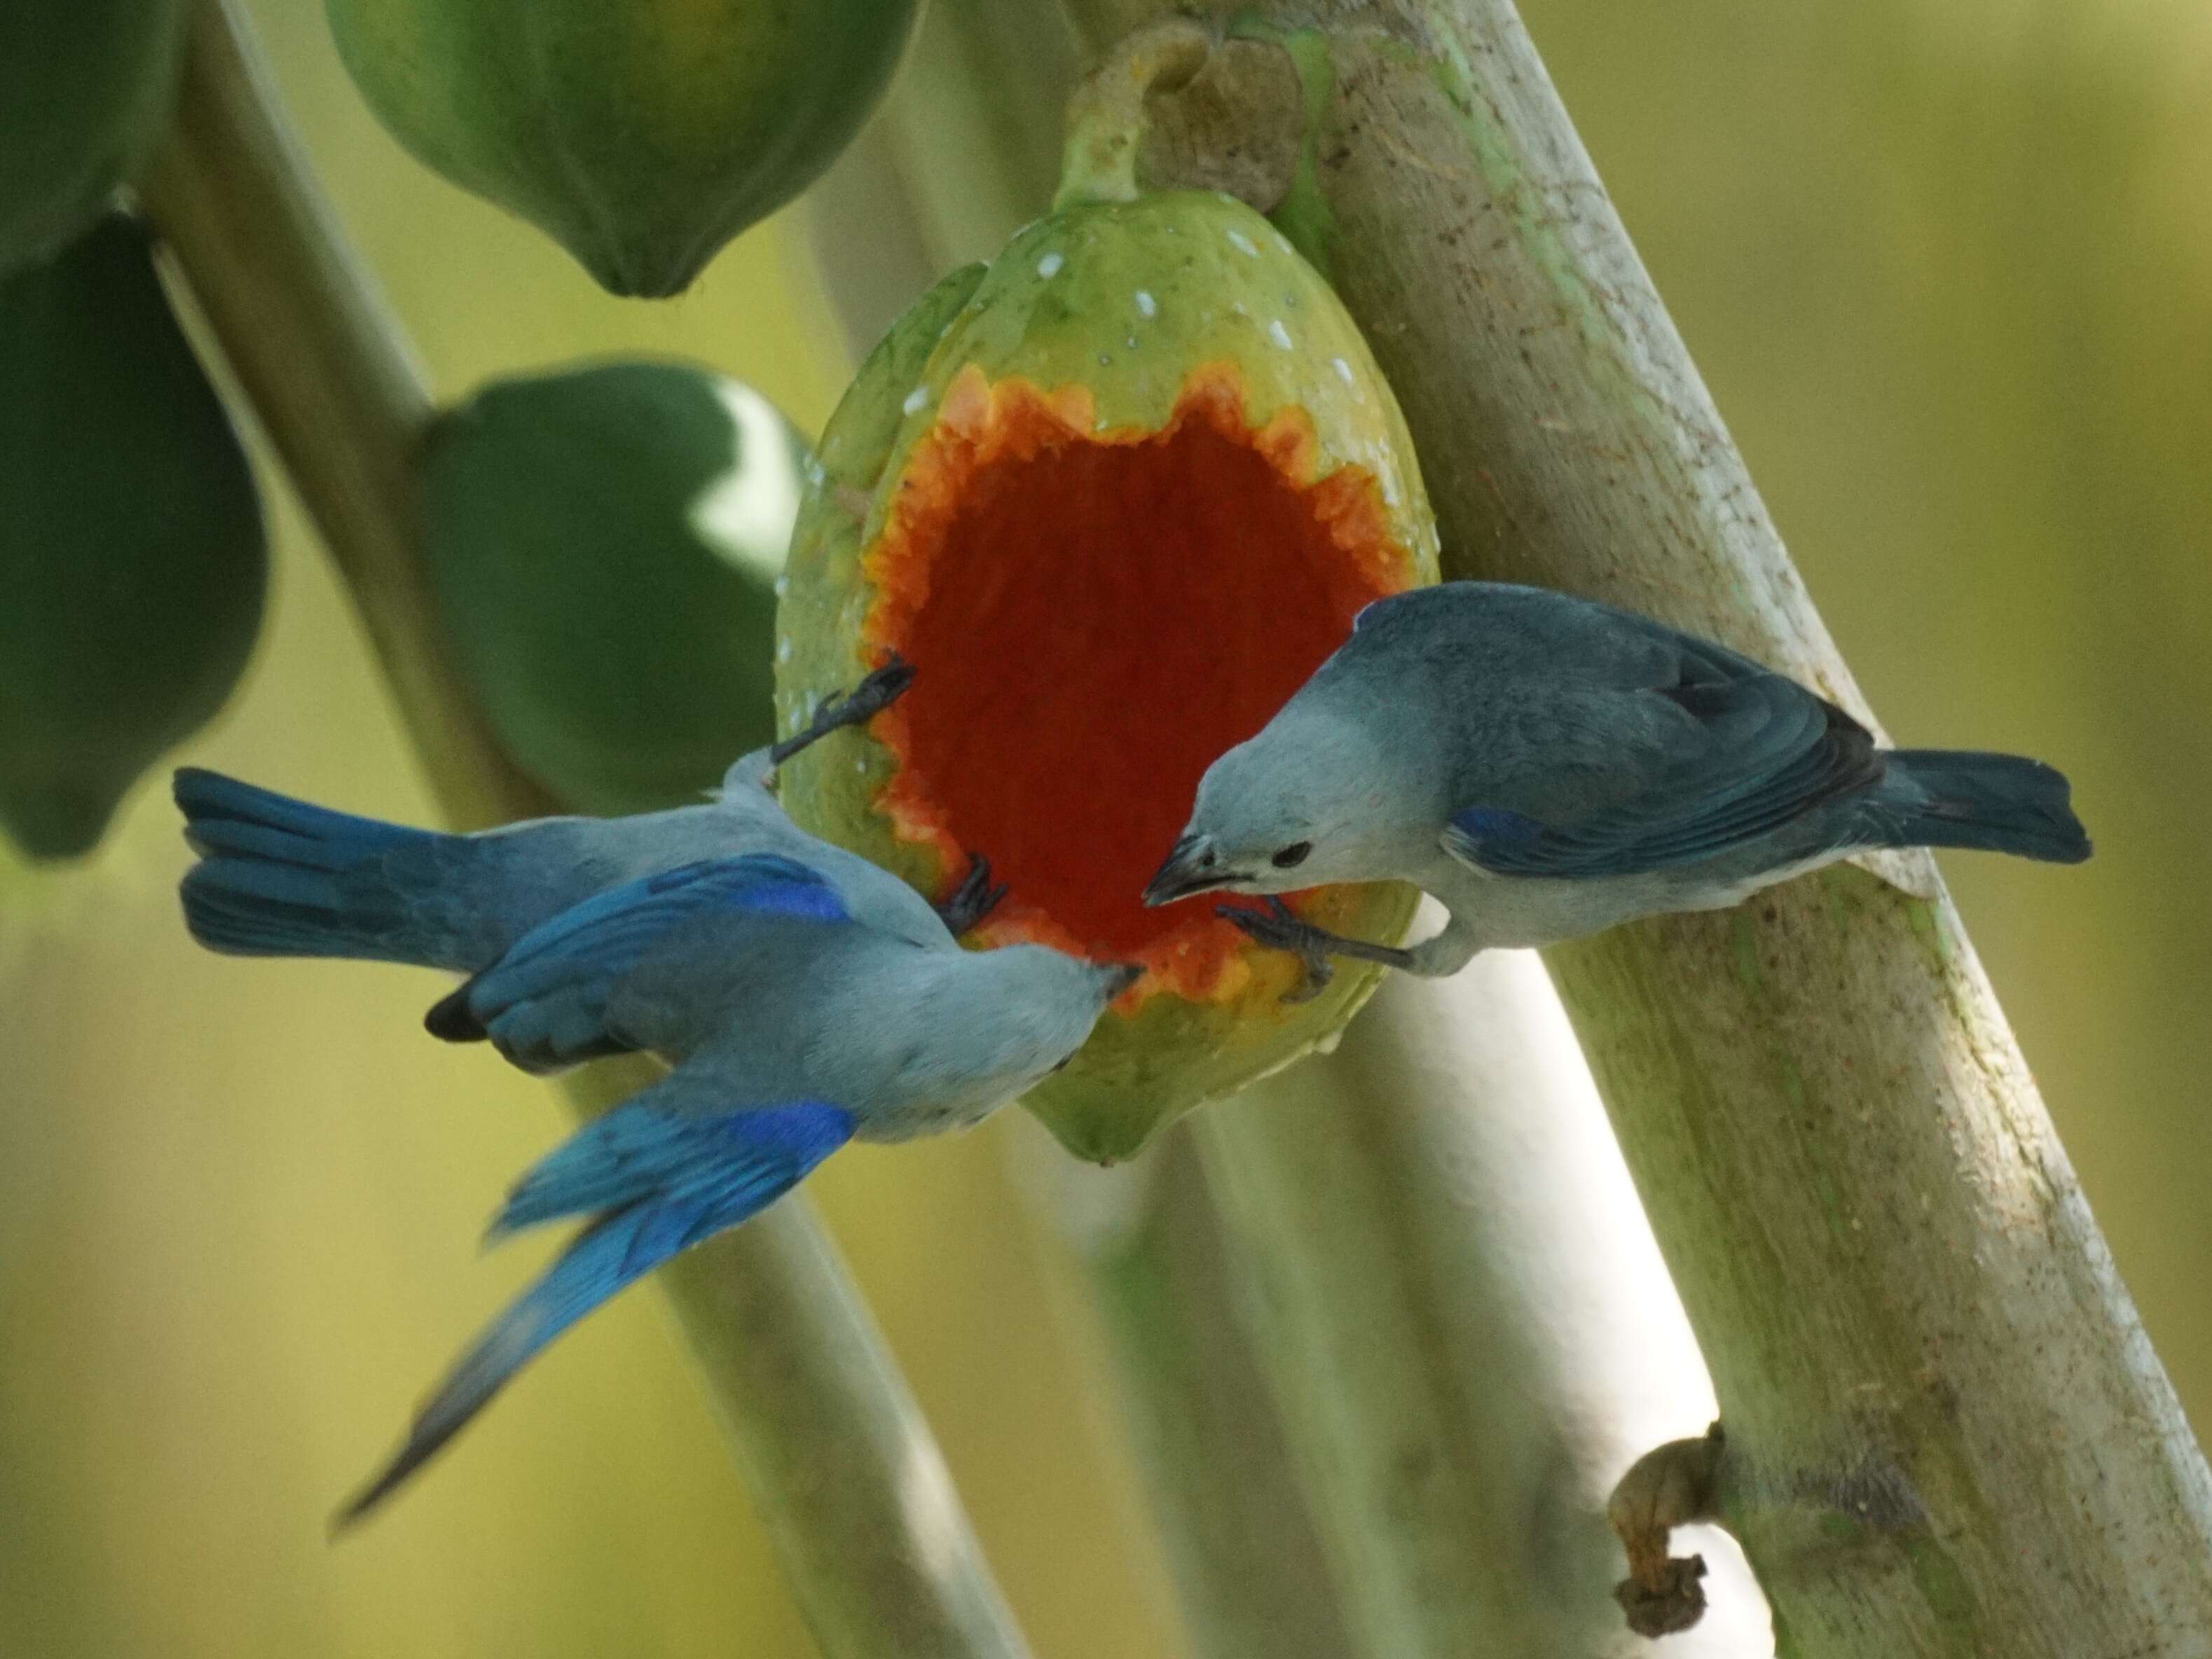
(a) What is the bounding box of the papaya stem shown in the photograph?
[139,0,530,831]
[1054,18,1211,209]
[1607,1424,1725,1638]
[141,5,1033,1655]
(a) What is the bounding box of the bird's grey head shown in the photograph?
[955,946,1139,1089]
[1143,709,1398,905]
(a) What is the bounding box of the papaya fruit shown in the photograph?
[0,214,266,859]
[422,360,807,815]
[325,0,921,298]
[0,0,189,277]
[775,195,1440,1162]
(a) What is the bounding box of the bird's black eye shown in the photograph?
[1272,841,1312,869]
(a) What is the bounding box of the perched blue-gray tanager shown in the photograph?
[171,662,1133,1522]
[1145,581,2089,993]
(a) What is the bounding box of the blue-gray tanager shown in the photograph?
[170,662,1134,1522]
[1144,581,2089,993]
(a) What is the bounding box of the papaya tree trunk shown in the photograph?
[1052,1,2212,1651]
[142,4,1030,1655]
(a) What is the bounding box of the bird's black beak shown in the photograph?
[1143,832,1237,907]
[1099,961,1145,999]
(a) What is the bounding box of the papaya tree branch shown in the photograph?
[1019,1130,1362,1659]
[1061,2,2212,1648]
[810,20,1367,1651]
[139,0,524,827]
[142,4,1031,1654]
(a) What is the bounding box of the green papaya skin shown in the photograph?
[326,0,921,298]
[0,214,267,860]
[778,197,1439,1161]
[0,0,189,277]
[423,361,806,815]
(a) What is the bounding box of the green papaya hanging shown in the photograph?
[0,214,266,859]
[325,0,921,298]
[423,361,808,815]
[0,0,190,276]
[776,193,1439,1162]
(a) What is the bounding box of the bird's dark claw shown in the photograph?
[769,652,916,764]
[1218,896,1335,1003]
[825,653,916,728]
[938,853,1008,937]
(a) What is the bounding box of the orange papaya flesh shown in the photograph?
[866,362,1403,989]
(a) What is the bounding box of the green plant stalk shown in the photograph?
[1059,2,2212,1650]
[808,10,1382,1651]
[811,16,1360,1648]
[141,4,1031,1654]
[1021,1130,1362,1659]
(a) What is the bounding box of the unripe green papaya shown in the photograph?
[0,0,188,277]
[325,0,920,298]
[423,360,808,815]
[776,193,1440,1162]
[0,214,266,859]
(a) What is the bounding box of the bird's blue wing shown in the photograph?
[334,1081,854,1527]
[427,855,849,1073]
[1443,674,1881,879]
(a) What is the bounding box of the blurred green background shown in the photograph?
[1,1,2206,1654]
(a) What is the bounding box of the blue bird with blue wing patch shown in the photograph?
[173,661,1131,1524]
[322,853,1134,1525]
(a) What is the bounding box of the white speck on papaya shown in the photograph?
[902,386,928,416]
[1331,357,1355,384]
[1268,319,1294,350]
[777,637,793,664]
[1134,290,1157,318]
[1098,353,1111,366]
[805,459,825,487]
[1226,228,1258,257]
[774,574,790,598]
[856,759,867,775]
[1037,252,1064,277]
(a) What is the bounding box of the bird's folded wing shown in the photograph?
[427,853,849,1072]
[1444,671,1881,881]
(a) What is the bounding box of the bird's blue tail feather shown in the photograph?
[331,1098,854,1528]
[1868,750,2091,865]
[174,769,455,963]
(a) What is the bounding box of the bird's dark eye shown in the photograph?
[1271,841,1312,869]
